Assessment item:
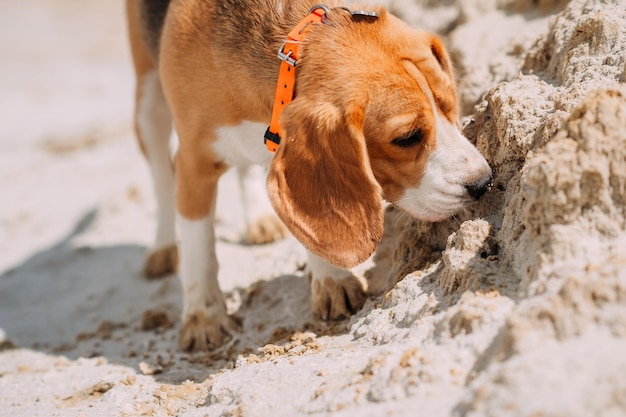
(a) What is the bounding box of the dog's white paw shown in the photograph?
[245,214,288,244]
[306,253,368,320]
[143,245,178,279]
[178,309,241,352]
[310,275,368,320]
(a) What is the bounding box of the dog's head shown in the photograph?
[267,8,492,269]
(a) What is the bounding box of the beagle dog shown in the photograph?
[126,0,493,351]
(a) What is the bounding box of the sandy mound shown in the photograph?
[1,0,625,416]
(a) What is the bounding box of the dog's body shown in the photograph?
[126,0,492,351]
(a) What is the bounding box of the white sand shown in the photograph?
[1,0,625,416]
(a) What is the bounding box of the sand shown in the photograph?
[1,0,625,416]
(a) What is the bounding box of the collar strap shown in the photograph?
[264,5,329,153]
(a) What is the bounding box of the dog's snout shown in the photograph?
[465,172,493,200]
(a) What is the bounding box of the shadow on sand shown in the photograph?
[0,209,356,383]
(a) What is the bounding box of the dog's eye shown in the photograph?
[391,130,424,147]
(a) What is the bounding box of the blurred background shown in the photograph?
[1,0,131,146]
[0,0,146,271]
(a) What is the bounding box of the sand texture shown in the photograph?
[1,0,625,416]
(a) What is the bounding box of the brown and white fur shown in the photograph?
[126,0,493,351]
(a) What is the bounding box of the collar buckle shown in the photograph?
[277,41,298,66]
[264,127,281,152]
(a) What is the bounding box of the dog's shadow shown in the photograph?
[0,209,360,383]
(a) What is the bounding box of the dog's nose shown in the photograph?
[465,172,493,200]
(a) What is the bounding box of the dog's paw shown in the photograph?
[311,275,368,320]
[178,310,241,352]
[142,245,178,279]
[245,214,288,244]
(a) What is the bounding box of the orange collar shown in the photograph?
[264,5,329,153]
[264,6,378,153]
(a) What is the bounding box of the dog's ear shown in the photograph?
[413,33,458,121]
[429,34,454,80]
[267,99,383,269]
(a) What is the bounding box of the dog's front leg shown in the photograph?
[175,152,238,351]
[307,252,368,320]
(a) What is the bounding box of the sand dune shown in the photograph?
[1,0,625,415]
